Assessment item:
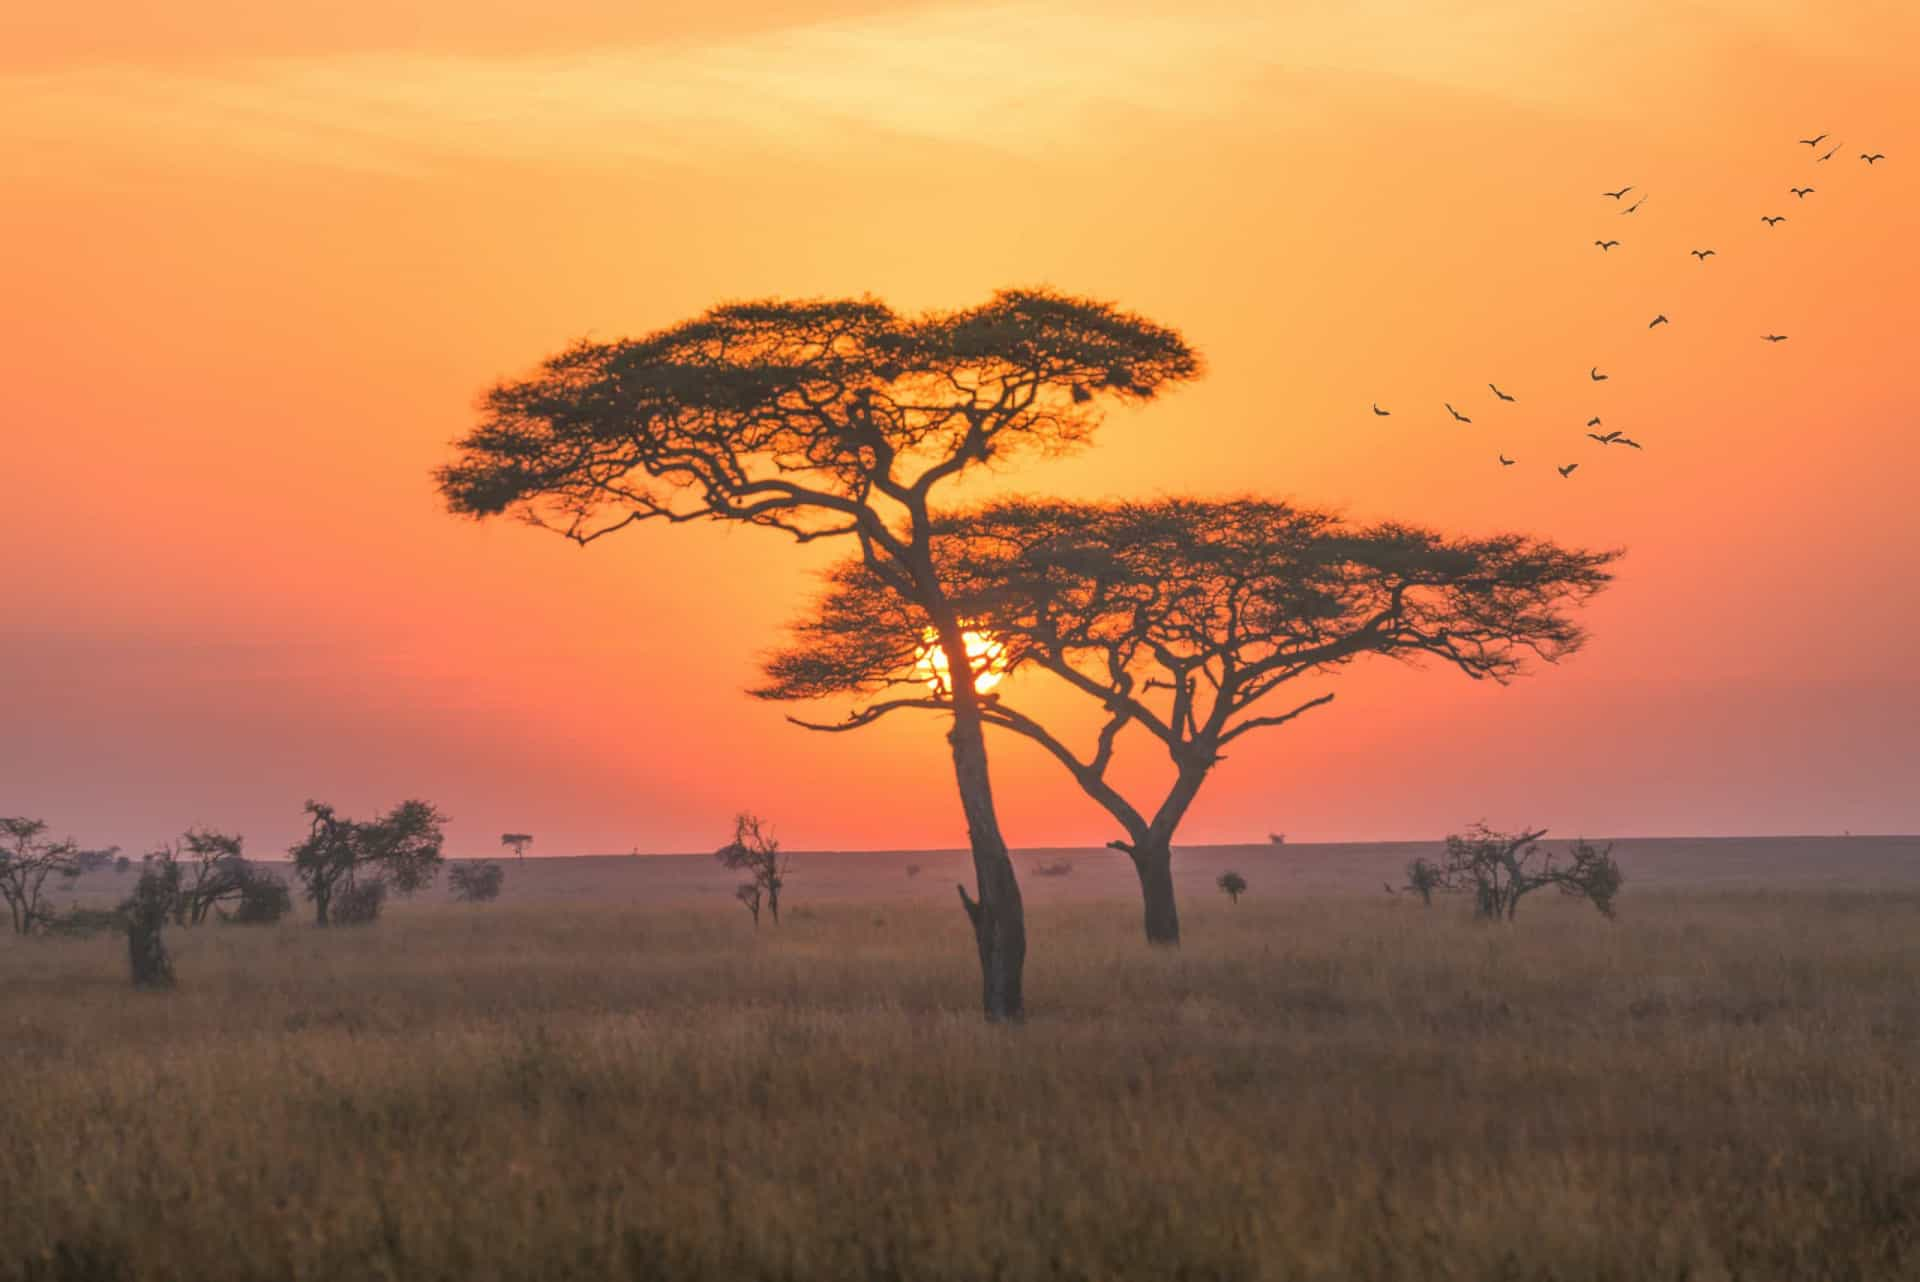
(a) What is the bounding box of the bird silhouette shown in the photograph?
[1591,366,1608,381]
[1690,249,1716,260]
[1762,215,1786,225]
[1862,153,1886,164]
[1649,314,1670,327]
[1445,403,1471,423]
[1595,239,1620,251]
[1558,463,1579,477]
[1799,134,1827,147]
[1791,186,1814,197]
[1499,454,1516,466]
[1763,333,1788,342]
[1489,383,1515,402]
[1587,416,1603,427]
[1818,141,1843,162]
[1588,430,1623,444]
[1622,195,1647,214]
[1372,403,1390,416]
[1603,186,1634,199]
[1617,437,1643,449]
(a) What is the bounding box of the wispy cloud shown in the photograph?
[0,0,1901,177]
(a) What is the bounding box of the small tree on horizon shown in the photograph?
[717,812,788,927]
[436,290,1203,1021]
[500,832,533,862]
[290,800,447,926]
[1217,871,1248,904]
[1428,824,1625,921]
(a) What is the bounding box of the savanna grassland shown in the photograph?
[4,842,1919,1282]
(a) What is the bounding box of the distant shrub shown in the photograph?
[45,906,125,938]
[905,863,922,879]
[1428,825,1625,922]
[1216,871,1247,904]
[113,855,132,875]
[225,873,292,925]
[330,881,388,926]
[716,813,788,927]
[734,880,763,927]
[450,861,506,903]
[1403,857,1444,906]
[1032,859,1074,878]
[122,863,178,989]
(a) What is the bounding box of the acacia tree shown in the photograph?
[758,497,1617,946]
[716,812,788,926]
[436,291,1200,1020]
[0,817,79,935]
[289,800,447,926]
[1412,825,1624,921]
[500,832,533,861]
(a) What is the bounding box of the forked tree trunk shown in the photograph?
[935,620,1026,1022]
[1130,841,1181,946]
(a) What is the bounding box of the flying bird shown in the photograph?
[1591,366,1608,381]
[1558,463,1579,477]
[1603,186,1634,199]
[1617,437,1643,449]
[1818,141,1843,162]
[1595,239,1620,251]
[1499,454,1516,466]
[1649,314,1670,327]
[1690,249,1716,260]
[1588,430,1623,444]
[1862,153,1886,164]
[1372,403,1390,416]
[1762,215,1786,225]
[1587,416,1603,427]
[1622,195,1647,214]
[1763,333,1788,342]
[1489,383,1515,401]
[1445,403,1471,423]
[1799,134,1827,147]
[1791,187,1814,198]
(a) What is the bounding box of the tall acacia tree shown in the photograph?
[757,497,1618,945]
[436,291,1200,1020]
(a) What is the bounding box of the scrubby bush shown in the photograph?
[123,863,178,989]
[1403,857,1444,906]
[1032,859,1074,878]
[1427,824,1625,922]
[1217,871,1247,903]
[225,872,292,924]
[329,880,388,926]
[450,861,506,903]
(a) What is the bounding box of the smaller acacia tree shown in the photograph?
[717,813,788,927]
[1402,858,1444,906]
[0,817,80,935]
[500,832,533,862]
[1217,871,1248,904]
[290,800,447,926]
[1430,825,1624,921]
[151,829,270,926]
[450,861,507,903]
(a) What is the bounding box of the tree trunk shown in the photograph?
[127,917,174,990]
[313,883,331,927]
[936,620,1026,1022]
[1130,841,1181,946]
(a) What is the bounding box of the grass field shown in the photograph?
[4,841,1918,1281]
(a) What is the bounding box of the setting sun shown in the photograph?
[914,627,1006,695]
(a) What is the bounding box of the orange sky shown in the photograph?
[3,1,1916,857]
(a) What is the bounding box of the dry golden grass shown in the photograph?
[4,888,1918,1281]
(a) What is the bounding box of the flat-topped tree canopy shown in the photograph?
[436,290,1201,572]
[758,496,1620,749]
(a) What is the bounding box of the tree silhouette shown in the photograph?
[716,812,788,926]
[757,497,1617,945]
[437,290,1200,1020]
[290,800,447,926]
[1217,871,1248,904]
[500,832,533,862]
[0,817,79,935]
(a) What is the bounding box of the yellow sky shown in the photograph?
[2,1,1915,854]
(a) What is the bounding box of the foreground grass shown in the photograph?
[3,893,1918,1281]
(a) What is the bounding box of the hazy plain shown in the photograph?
[5,836,1917,1281]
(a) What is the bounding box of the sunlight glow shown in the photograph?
[915,627,1006,696]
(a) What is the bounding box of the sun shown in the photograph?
[915,627,1007,695]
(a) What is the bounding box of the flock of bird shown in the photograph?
[1371,133,1887,477]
